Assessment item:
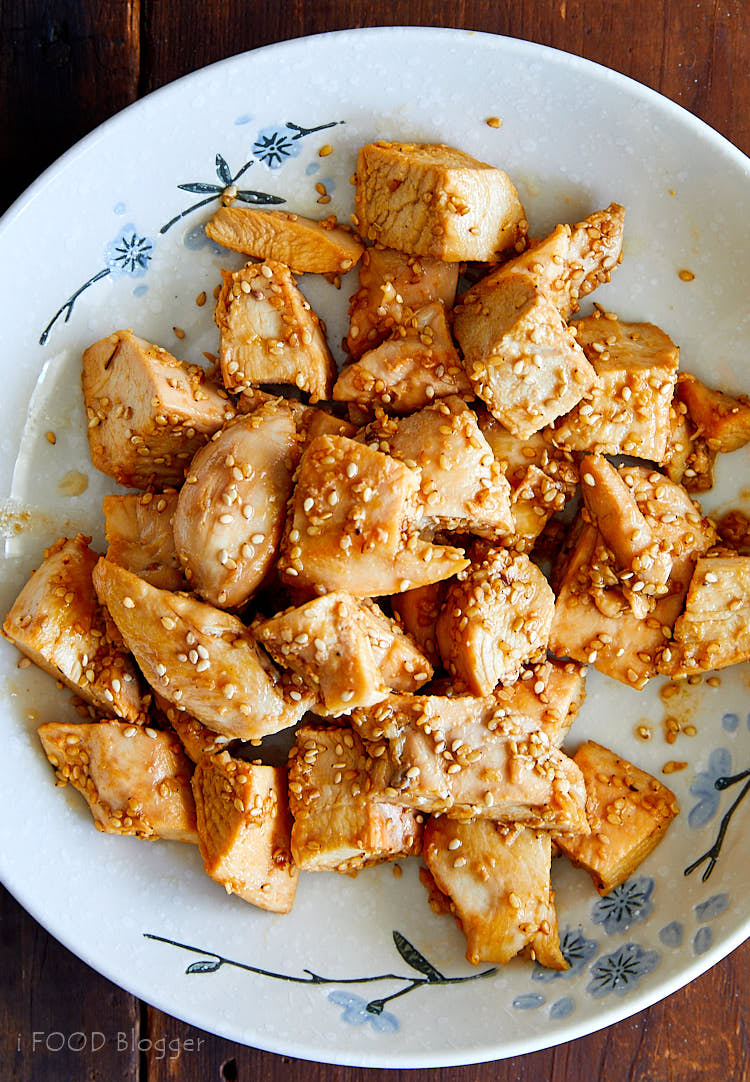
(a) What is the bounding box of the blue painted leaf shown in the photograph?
[177,182,223,194]
[216,154,232,185]
[236,190,286,205]
[392,931,443,982]
[694,893,730,922]
[185,959,222,974]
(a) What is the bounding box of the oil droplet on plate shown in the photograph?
[58,471,89,497]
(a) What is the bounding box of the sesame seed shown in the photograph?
[123,597,135,609]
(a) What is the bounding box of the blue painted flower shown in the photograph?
[105,224,152,277]
[591,876,654,934]
[253,126,304,168]
[689,747,732,828]
[532,927,597,981]
[587,943,659,998]
[327,991,399,1032]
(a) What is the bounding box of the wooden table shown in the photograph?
[2,3,749,1079]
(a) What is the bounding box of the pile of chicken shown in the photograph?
[6,140,750,970]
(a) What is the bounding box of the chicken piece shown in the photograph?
[256,593,432,715]
[660,555,750,675]
[663,399,693,484]
[360,694,589,832]
[92,559,313,740]
[215,260,335,401]
[336,301,471,412]
[454,273,598,439]
[554,741,679,894]
[391,581,449,668]
[192,753,298,912]
[82,330,234,489]
[494,660,587,748]
[278,434,469,596]
[437,548,555,695]
[550,314,679,461]
[173,401,297,609]
[678,373,750,453]
[3,535,145,723]
[237,389,356,446]
[477,204,625,319]
[579,455,673,598]
[38,720,196,842]
[549,468,717,688]
[716,509,750,554]
[355,141,527,262]
[359,397,513,537]
[424,819,566,968]
[681,435,717,493]
[347,246,458,360]
[287,724,422,872]
[103,491,186,591]
[154,694,232,762]
[205,207,363,274]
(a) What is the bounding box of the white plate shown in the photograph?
[1,27,749,1068]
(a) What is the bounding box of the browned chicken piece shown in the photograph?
[335,301,471,413]
[154,694,232,763]
[716,509,750,554]
[359,694,590,832]
[554,741,679,894]
[678,373,750,452]
[391,581,449,668]
[215,260,336,402]
[347,246,458,360]
[494,659,587,748]
[3,535,145,723]
[354,141,527,262]
[256,593,432,715]
[205,207,363,274]
[237,388,356,446]
[659,555,750,676]
[424,820,566,968]
[579,455,673,600]
[278,434,469,596]
[681,436,716,492]
[663,399,693,484]
[549,468,717,688]
[192,753,298,912]
[359,397,513,537]
[82,330,234,489]
[173,400,297,608]
[454,273,599,439]
[103,491,186,591]
[478,413,578,550]
[287,724,422,872]
[92,559,313,740]
[550,314,679,461]
[436,548,555,696]
[38,720,197,842]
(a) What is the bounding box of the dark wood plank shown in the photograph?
[0,885,140,1081]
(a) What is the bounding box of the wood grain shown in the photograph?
[2,1,750,1080]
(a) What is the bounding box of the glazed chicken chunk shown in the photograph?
[256,593,432,715]
[192,754,298,912]
[92,559,313,740]
[424,819,566,968]
[550,314,679,461]
[278,434,469,596]
[173,399,298,608]
[287,724,422,873]
[346,246,458,360]
[359,694,590,832]
[153,694,232,763]
[554,741,679,894]
[3,535,145,723]
[493,659,587,748]
[454,272,599,439]
[359,396,513,537]
[390,581,448,668]
[436,548,555,695]
[355,141,527,261]
[103,491,186,591]
[677,374,750,453]
[82,330,234,489]
[206,207,364,274]
[215,260,336,401]
[38,720,197,842]
[335,300,471,412]
[660,555,750,676]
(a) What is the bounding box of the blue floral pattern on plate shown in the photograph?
[587,943,659,998]
[532,927,597,981]
[591,877,654,934]
[328,991,399,1032]
[689,748,732,828]
[105,225,152,276]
